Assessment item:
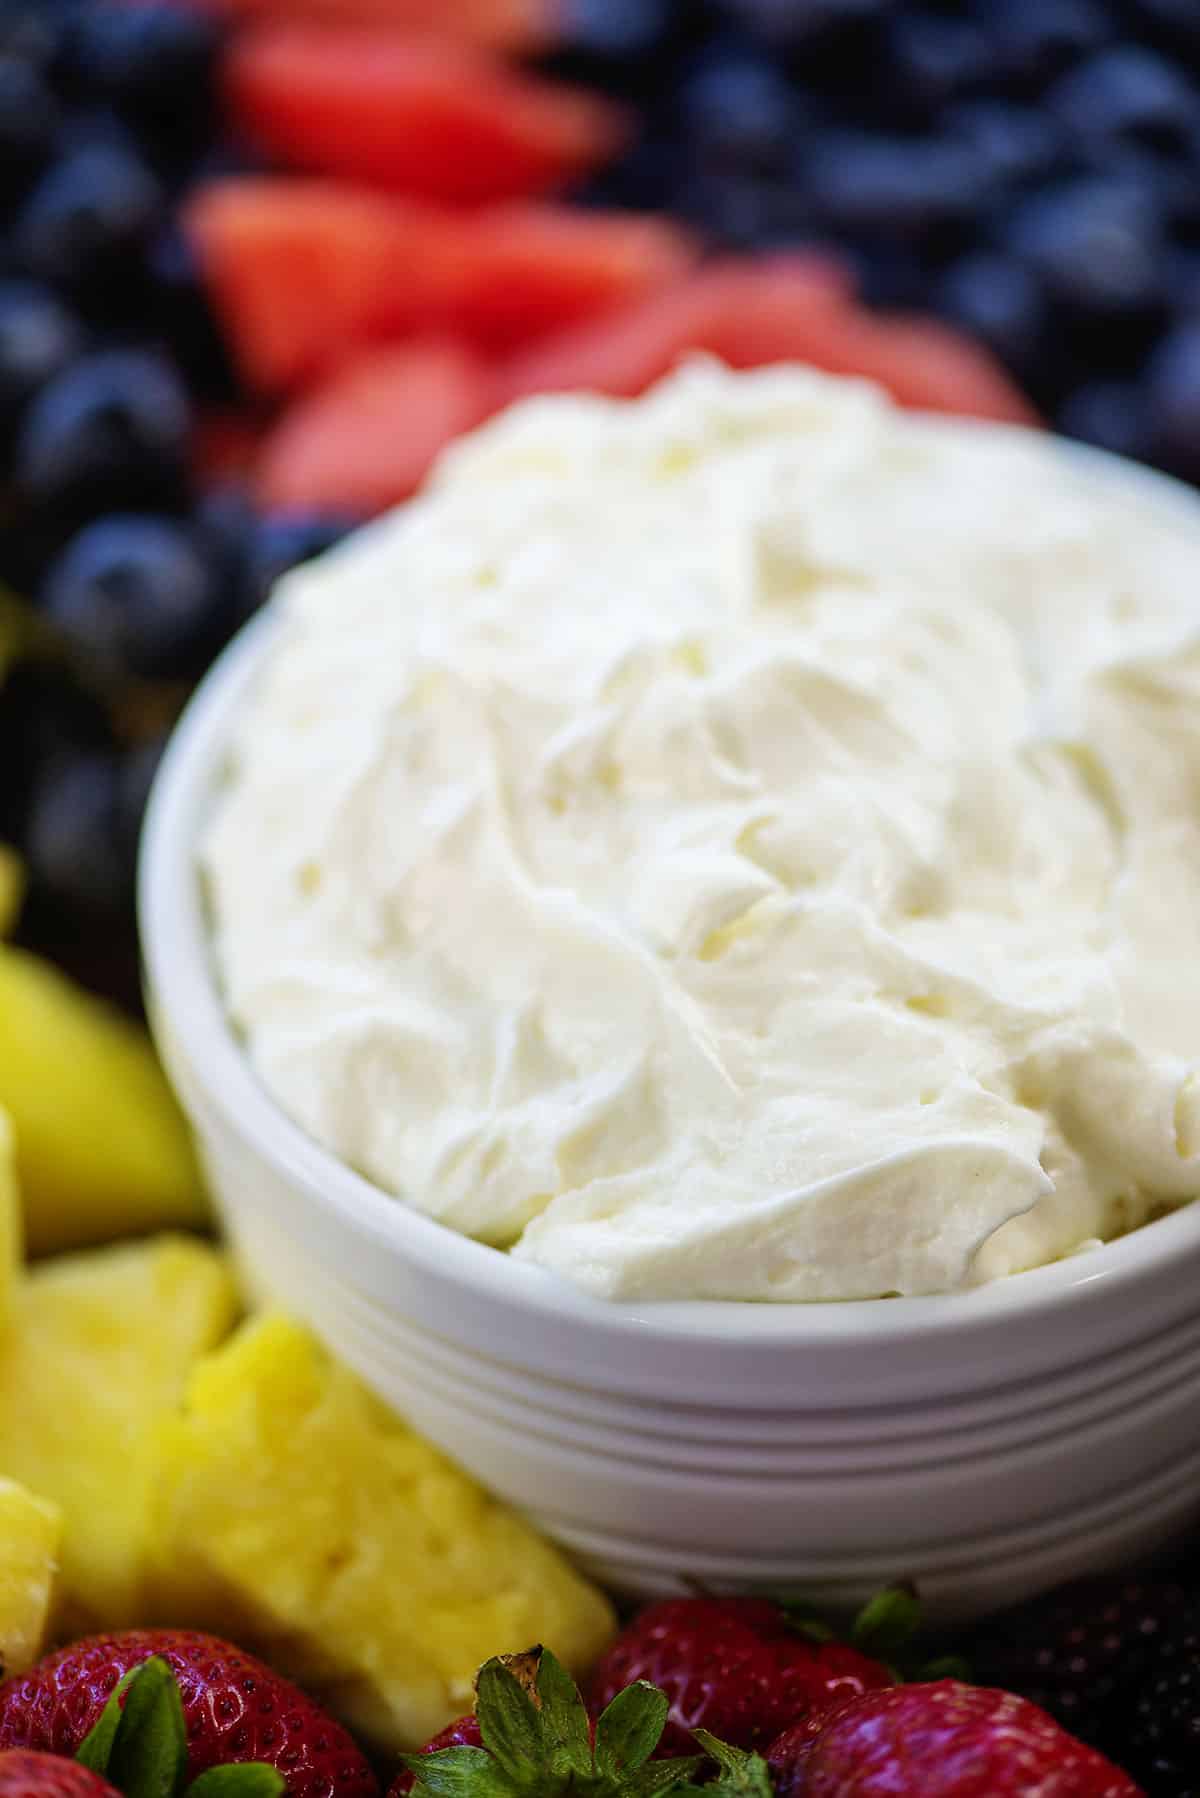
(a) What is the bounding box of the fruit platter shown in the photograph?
[5,1,1200,1795]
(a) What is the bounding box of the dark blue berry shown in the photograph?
[245,511,354,619]
[0,281,84,434]
[975,0,1113,91]
[884,14,992,114]
[1002,178,1167,320]
[13,141,163,295]
[1145,322,1200,481]
[26,752,131,916]
[677,43,805,172]
[944,101,1065,191]
[15,349,191,514]
[118,733,168,865]
[0,54,62,189]
[1127,0,1200,56]
[723,0,895,52]
[146,224,238,402]
[807,131,990,242]
[1049,46,1200,159]
[1057,379,1150,462]
[61,3,219,132]
[937,253,1049,380]
[41,514,223,684]
[559,0,673,58]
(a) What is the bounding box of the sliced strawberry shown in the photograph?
[494,255,857,402]
[185,179,469,390]
[226,26,628,205]
[441,205,700,352]
[255,339,492,516]
[497,257,1039,426]
[196,0,556,52]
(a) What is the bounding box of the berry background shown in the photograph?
[2,0,1199,1009]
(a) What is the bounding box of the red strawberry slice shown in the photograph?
[589,1597,894,1758]
[186,181,698,389]
[494,255,860,402]
[193,0,556,52]
[781,1680,1143,1797]
[255,339,492,515]
[185,179,465,390]
[497,257,1039,425]
[226,25,628,205]
[435,204,700,353]
[0,1633,377,1798]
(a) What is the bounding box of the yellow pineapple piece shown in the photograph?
[0,946,209,1255]
[0,1479,62,1673]
[0,1235,238,1633]
[0,1110,21,1338]
[151,1314,616,1750]
[0,849,22,938]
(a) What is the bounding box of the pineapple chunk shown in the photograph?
[0,849,22,938]
[0,1235,238,1632]
[0,947,209,1255]
[0,1479,62,1674]
[0,1111,21,1338]
[151,1314,616,1750]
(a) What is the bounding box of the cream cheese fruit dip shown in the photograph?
[203,361,1200,1302]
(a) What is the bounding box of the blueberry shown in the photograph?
[0,662,112,849]
[723,0,895,52]
[1057,379,1150,462]
[1145,322,1200,481]
[26,752,131,916]
[146,224,238,402]
[13,141,163,295]
[806,132,990,243]
[118,732,168,866]
[884,14,992,114]
[1049,47,1200,159]
[938,253,1049,380]
[1002,178,1167,320]
[846,243,929,309]
[944,101,1065,191]
[0,55,62,188]
[1127,0,1200,55]
[559,0,673,58]
[674,169,812,247]
[0,281,83,435]
[677,42,805,172]
[974,0,1112,91]
[15,349,191,514]
[61,3,218,132]
[245,511,353,618]
[41,514,224,683]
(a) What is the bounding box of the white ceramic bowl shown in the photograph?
[140,433,1200,1624]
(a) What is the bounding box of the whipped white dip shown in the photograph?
[204,362,1200,1301]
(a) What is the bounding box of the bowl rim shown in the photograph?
[139,422,1200,1350]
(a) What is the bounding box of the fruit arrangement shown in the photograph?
[5,2,1200,1794]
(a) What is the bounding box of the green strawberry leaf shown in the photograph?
[534,1650,592,1780]
[187,1768,287,1798]
[399,1747,519,1798]
[850,1586,922,1666]
[77,1669,142,1776]
[626,1756,705,1796]
[593,1683,669,1781]
[690,1733,772,1798]
[474,1659,543,1789]
[107,1658,189,1798]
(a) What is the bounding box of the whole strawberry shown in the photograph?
[0,1633,377,1798]
[788,1680,1144,1797]
[589,1597,893,1756]
[0,1753,121,1798]
[965,1576,1191,1750]
[388,1717,483,1798]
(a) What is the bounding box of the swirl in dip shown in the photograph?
[203,362,1200,1302]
